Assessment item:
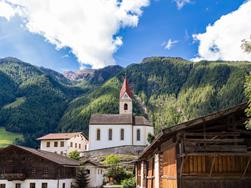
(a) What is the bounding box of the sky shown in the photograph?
[0,0,250,72]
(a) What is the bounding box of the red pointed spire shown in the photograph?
[120,78,133,98]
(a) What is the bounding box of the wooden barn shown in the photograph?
[135,103,251,188]
[0,145,79,188]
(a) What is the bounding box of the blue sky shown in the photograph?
[0,0,249,72]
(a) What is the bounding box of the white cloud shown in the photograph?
[162,39,178,50]
[0,0,149,69]
[193,1,251,62]
[175,0,192,9]
[0,0,16,20]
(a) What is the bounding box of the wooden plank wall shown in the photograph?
[180,155,251,188]
[147,157,155,188]
[160,146,177,188]
[182,179,251,188]
[182,155,251,176]
[136,162,141,186]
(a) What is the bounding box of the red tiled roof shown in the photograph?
[89,114,151,126]
[120,78,133,98]
[37,132,86,140]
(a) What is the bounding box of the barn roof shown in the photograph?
[0,145,80,167]
[80,159,105,168]
[139,102,248,159]
[37,132,88,140]
[120,78,133,98]
[89,114,151,126]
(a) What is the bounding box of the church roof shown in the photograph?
[89,114,151,126]
[120,78,133,98]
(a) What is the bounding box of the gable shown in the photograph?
[121,92,131,100]
[139,103,250,159]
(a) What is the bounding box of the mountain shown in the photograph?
[0,57,121,147]
[64,65,123,83]
[0,56,250,147]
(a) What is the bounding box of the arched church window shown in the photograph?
[137,129,141,141]
[108,129,112,140]
[96,129,100,141]
[124,103,128,110]
[120,129,124,141]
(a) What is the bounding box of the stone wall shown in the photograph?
[81,145,146,159]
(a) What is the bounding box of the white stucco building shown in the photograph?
[89,78,154,150]
[38,132,89,156]
[81,160,105,188]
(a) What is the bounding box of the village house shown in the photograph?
[38,132,89,156]
[0,145,79,188]
[80,160,106,188]
[89,78,154,150]
[135,103,251,188]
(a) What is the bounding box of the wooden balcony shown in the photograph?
[1,173,26,181]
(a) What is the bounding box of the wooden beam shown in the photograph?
[179,152,251,157]
[161,175,177,180]
[184,138,244,143]
[182,176,251,180]
[209,156,216,177]
[184,132,241,137]
[179,156,187,178]
[242,157,251,177]
[184,145,247,153]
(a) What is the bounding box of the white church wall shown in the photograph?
[133,125,154,145]
[89,124,132,150]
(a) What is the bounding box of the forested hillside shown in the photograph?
[0,57,250,147]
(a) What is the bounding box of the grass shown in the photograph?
[0,127,23,148]
[3,97,26,109]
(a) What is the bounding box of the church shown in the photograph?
[88,78,154,150]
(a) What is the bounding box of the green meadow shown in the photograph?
[0,127,23,148]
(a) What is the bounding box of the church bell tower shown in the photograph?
[119,78,133,114]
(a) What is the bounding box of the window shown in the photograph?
[54,142,58,147]
[46,142,50,147]
[43,168,48,176]
[75,143,77,148]
[124,103,128,110]
[30,183,35,188]
[62,183,65,188]
[0,184,6,188]
[60,141,64,147]
[137,129,141,141]
[79,144,81,149]
[108,129,112,140]
[31,168,36,175]
[70,142,73,147]
[120,129,124,141]
[15,184,21,188]
[85,145,87,150]
[42,183,47,188]
[96,129,101,140]
[86,169,90,174]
